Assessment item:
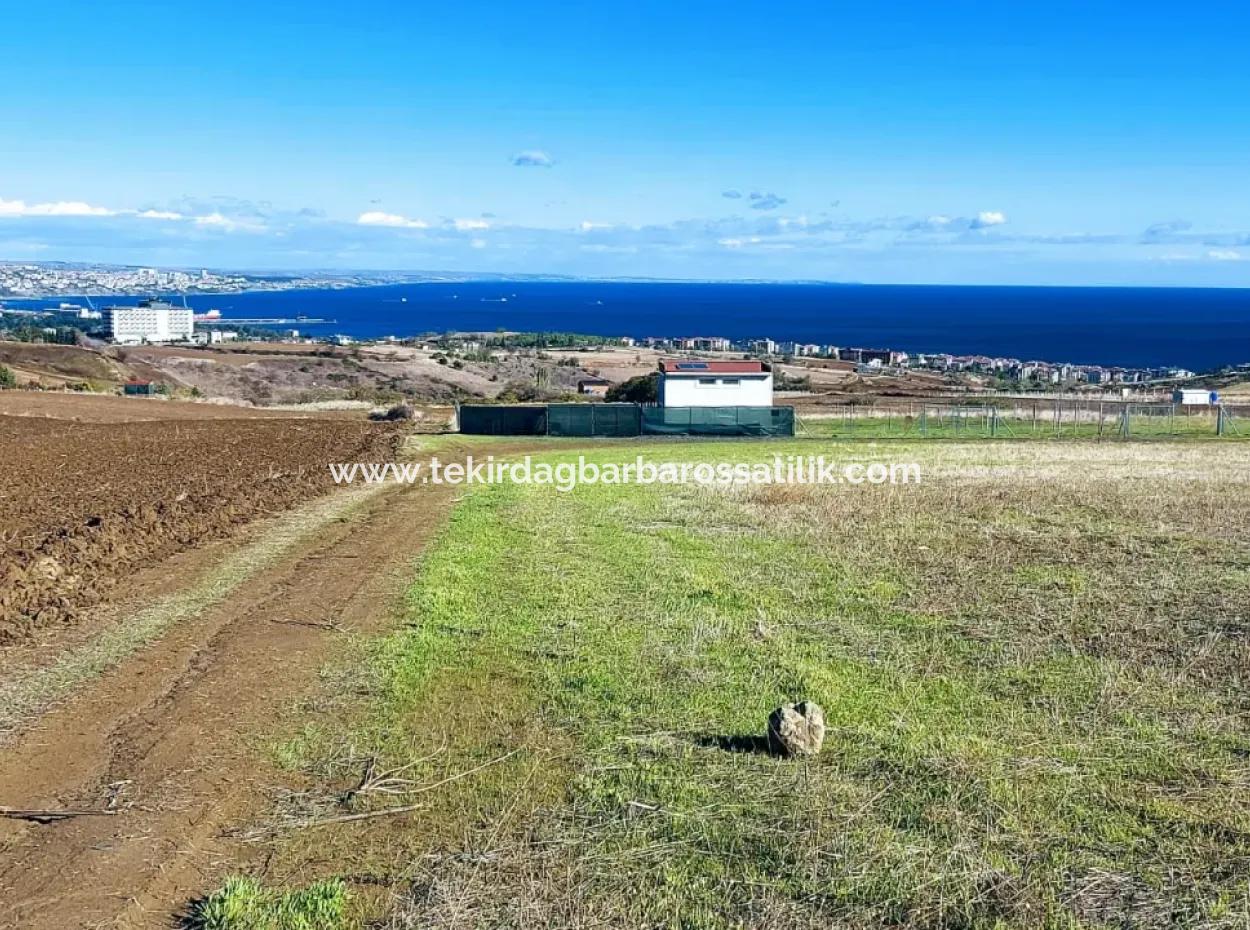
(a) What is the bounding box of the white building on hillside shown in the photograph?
[102,300,194,344]
[658,359,773,407]
[1173,389,1219,406]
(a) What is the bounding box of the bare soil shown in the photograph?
[0,474,462,929]
[0,390,353,422]
[0,413,402,642]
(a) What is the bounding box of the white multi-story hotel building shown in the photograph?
[102,300,194,344]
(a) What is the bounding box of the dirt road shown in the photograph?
[0,473,458,929]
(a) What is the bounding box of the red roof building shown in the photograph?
[657,359,773,407]
[658,359,767,374]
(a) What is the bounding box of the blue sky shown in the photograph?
[3,0,1249,284]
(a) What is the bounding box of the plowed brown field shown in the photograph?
[0,415,402,643]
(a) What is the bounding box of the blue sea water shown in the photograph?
[30,282,1250,370]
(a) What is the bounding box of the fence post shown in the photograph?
[920,405,928,436]
[1217,404,1226,436]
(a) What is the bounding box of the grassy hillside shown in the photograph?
[232,440,1250,930]
[0,340,125,387]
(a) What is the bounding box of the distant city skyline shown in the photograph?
[3,1,1250,286]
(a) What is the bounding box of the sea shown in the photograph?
[19,282,1250,370]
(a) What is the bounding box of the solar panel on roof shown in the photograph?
[675,362,709,370]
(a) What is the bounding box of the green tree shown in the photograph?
[606,373,658,403]
[0,364,16,389]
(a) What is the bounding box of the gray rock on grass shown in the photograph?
[767,701,826,757]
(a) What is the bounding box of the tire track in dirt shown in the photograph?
[0,471,463,930]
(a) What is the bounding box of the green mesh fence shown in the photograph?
[458,404,795,437]
[458,405,548,435]
[547,404,642,437]
[641,406,795,437]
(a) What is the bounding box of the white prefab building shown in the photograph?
[658,359,773,407]
[1173,389,1219,406]
[103,300,194,344]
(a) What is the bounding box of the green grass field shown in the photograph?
[799,410,1247,440]
[240,439,1250,929]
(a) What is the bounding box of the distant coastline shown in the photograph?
[6,259,1250,299]
[7,279,1249,371]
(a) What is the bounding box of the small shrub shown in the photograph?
[605,373,658,403]
[0,364,16,389]
[369,403,415,422]
[191,875,348,930]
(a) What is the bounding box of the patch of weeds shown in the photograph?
[189,876,348,930]
[270,723,327,772]
[1013,563,1088,593]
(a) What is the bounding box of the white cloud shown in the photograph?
[14,187,1250,285]
[0,196,116,217]
[906,211,1010,234]
[357,210,427,229]
[511,150,554,167]
[579,243,638,254]
[193,212,264,232]
[194,212,233,227]
[972,210,1007,228]
[0,193,278,232]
